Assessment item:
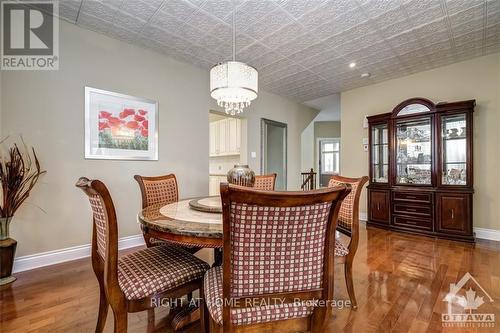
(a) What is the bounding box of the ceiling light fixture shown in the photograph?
[210,11,258,116]
[349,62,356,68]
[361,72,371,78]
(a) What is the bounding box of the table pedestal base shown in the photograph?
[171,304,200,331]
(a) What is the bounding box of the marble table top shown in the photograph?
[138,198,223,239]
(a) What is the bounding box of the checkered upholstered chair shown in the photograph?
[134,174,200,252]
[253,173,277,190]
[328,175,368,309]
[201,183,351,333]
[76,177,209,333]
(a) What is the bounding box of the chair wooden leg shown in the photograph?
[200,282,210,333]
[147,309,155,332]
[141,224,153,248]
[95,287,109,333]
[345,260,357,309]
[310,307,327,333]
[112,306,128,333]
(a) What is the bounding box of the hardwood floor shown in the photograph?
[1,226,499,333]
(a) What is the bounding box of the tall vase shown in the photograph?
[227,164,255,187]
[0,217,17,286]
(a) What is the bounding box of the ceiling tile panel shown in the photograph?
[260,23,307,49]
[200,0,235,20]
[80,0,118,22]
[161,0,198,21]
[358,0,402,18]
[243,8,293,40]
[446,0,484,15]
[279,0,326,18]
[236,42,271,62]
[187,10,223,32]
[113,10,147,32]
[298,0,356,29]
[449,4,485,26]
[402,0,442,16]
[120,1,159,21]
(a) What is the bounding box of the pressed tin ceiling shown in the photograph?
[52,0,500,101]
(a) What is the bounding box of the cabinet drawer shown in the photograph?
[393,215,432,230]
[393,191,432,203]
[394,203,431,217]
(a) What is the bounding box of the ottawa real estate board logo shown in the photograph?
[1,1,59,70]
[442,272,495,328]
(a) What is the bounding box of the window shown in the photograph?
[320,139,340,174]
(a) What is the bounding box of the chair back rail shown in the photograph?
[327,175,368,253]
[253,173,277,190]
[75,177,124,303]
[219,183,350,331]
[134,174,179,208]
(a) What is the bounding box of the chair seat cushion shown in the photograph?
[204,266,313,326]
[335,241,349,257]
[118,245,209,300]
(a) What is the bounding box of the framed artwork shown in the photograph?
[84,87,158,160]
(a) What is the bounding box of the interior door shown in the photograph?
[261,119,287,190]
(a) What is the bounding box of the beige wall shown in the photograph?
[1,22,317,257]
[341,52,500,230]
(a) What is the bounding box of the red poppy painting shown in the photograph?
[85,87,158,160]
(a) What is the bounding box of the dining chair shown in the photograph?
[76,177,210,333]
[328,175,369,309]
[201,183,351,333]
[253,173,277,190]
[134,173,198,251]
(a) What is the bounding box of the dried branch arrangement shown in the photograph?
[0,139,46,218]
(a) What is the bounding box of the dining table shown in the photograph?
[137,196,225,330]
[137,195,225,265]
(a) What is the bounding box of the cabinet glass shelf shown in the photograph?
[396,117,432,185]
[441,113,467,185]
[371,123,389,183]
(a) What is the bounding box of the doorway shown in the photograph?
[318,138,340,187]
[209,111,246,196]
[261,118,287,190]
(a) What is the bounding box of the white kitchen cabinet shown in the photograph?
[209,175,227,196]
[210,118,241,157]
[209,122,217,156]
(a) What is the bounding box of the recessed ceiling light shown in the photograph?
[349,62,356,68]
[361,72,371,78]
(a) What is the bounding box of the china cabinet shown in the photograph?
[367,98,475,242]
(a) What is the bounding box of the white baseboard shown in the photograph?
[474,228,500,242]
[359,212,368,221]
[13,234,144,273]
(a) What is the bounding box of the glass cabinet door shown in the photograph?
[396,117,432,185]
[371,123,389,183]
[441,113,467,185]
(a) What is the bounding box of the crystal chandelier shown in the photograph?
[210,12,258,115]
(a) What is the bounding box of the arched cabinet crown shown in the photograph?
[366,97,476,243]
[391,98,435,117]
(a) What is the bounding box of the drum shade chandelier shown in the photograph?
[210,12,258,116]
